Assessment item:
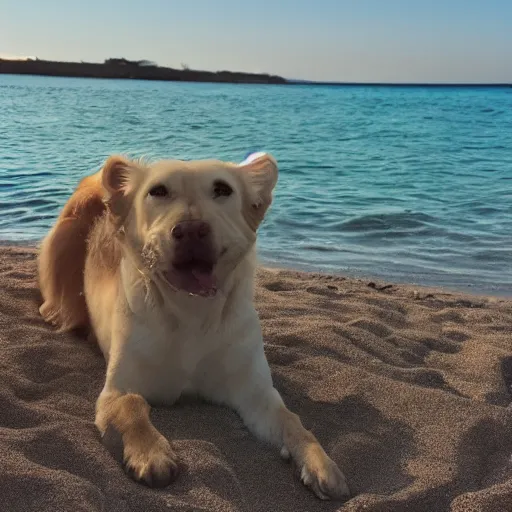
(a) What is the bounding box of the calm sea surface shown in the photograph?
[0,75,511,295]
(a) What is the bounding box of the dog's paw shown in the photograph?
[39,302,57,325]
[297,445,350,501]
[123,434,180,488]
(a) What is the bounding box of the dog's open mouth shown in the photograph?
[163,260,217,297]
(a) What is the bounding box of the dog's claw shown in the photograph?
[292,444,351,501]
[123,436,180,488]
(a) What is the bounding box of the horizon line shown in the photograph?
[289,80,512,87]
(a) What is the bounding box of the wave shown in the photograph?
[339,212,438,232]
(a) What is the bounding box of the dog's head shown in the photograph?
[102,153,278,297]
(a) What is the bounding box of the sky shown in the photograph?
[1,0,511,83]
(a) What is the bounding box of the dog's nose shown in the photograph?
[172,221,211,241]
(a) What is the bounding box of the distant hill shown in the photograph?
[0,58,288,85]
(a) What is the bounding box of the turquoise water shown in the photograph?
[1,74,511,295]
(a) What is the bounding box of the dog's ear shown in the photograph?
[237,152,278,231]
[101,155,143,222]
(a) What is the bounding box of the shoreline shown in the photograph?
[2,243,508,300]
[262,264,511,301]
[261,256,512,299]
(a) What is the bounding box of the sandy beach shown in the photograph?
[1,245,511,512]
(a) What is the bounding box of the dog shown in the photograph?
[37,152,350,500]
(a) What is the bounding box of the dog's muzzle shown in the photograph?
[163,220,217,297]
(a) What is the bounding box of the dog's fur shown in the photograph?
[38,154,350,500]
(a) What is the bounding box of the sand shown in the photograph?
[1,246,512,512]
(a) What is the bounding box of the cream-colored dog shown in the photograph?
[37,153,350,500]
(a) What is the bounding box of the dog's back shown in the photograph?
[38,171,106,332]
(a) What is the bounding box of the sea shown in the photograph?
[0,74,511,295]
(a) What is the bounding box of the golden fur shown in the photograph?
[37,154,350,501]
[38,171,105,331]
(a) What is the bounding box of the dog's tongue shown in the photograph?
[190,268,216,296]
[165,266,217,297]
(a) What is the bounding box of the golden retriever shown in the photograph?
[37,153,350,500]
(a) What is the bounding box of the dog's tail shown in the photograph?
[38,171,106,332]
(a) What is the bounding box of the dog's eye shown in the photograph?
[148,184,169,197]
[213,180,233,199]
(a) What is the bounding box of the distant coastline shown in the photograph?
[0,58,287,85]
[1,58,510,87]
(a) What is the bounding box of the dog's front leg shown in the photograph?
[222,350,350,501]
[95,389,179,487]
